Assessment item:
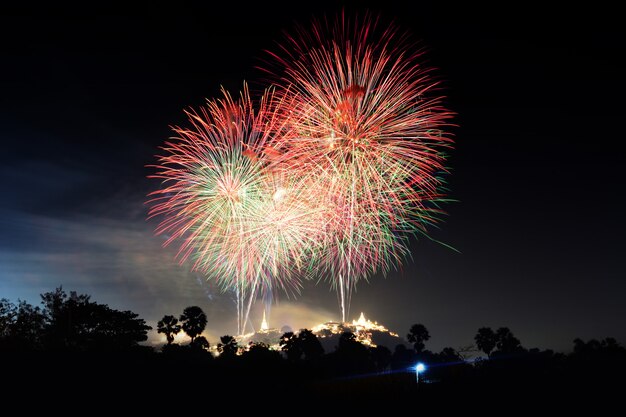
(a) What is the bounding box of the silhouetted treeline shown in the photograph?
[1,287,150,352]
[1,289,625,405]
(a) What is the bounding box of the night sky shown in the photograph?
[1,3,624,351]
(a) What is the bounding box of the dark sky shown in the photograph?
[1,2,624,351]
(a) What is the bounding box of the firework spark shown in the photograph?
[266,13,454,321]
[149,12,454,331]
[148,85,325,333]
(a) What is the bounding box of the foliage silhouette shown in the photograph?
[2,288,626,404]
[391,344,416,371]
[298,328,324,360]
[217,335,239,358]
[280,329,324,362]
[179,306,207,344]
[475,327,497,357]
[279,331,302,361]
[438,347,463,363]
[39,287,150,351]
[0,299,44,350]
[191,335,210,351]
[494,327,523,355]
[407,323,430,353]
[370,345,392,372]
[157,315,181,345]
[0,298,16,338]
[243,341,282,365]
[333,331,374,375]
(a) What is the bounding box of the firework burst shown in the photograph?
[149,12,455,331]
[148,84,325,333]
[266,13,455,321]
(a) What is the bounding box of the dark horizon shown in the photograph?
[1,2,625,352]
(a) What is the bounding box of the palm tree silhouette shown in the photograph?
[157,315,181,345]
[217,335,238,357]
[179,306,207,344]
[475,327,497,357]
[407,324,430,353]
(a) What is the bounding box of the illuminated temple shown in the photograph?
[240,311,400,350]
[312,312,400,347]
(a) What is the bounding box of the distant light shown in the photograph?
[415,362,426,386]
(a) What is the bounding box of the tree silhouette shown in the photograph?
[16,301,45,347]
[370,345,392,372]
[279,331,302,361]
[279,329,324,361]
[244,341,276,359]
[339,331,357,346]
[39,287,150,351]
[191,335,210,351]
[157,315,181,345]
[438,347,463,363]
[0,298,17,347]
[0,299,17,340]
[573,337,626,357]
[570,337,626,393]
[495,327,523,354]
[601,337,621,352]
[179,306,207,344]
[242,342,283,371]
[245,341,270,354]
[336,331,372,360]
[407,323,430,353]
[335,332,373,375]
[217,335,238,357]
[574,337,601,355]
[391,344,417,370]
[475,327,497,357]
[298,329,324,360]
[0,300,45,350]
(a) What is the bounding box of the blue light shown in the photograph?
[415,362,426,373]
